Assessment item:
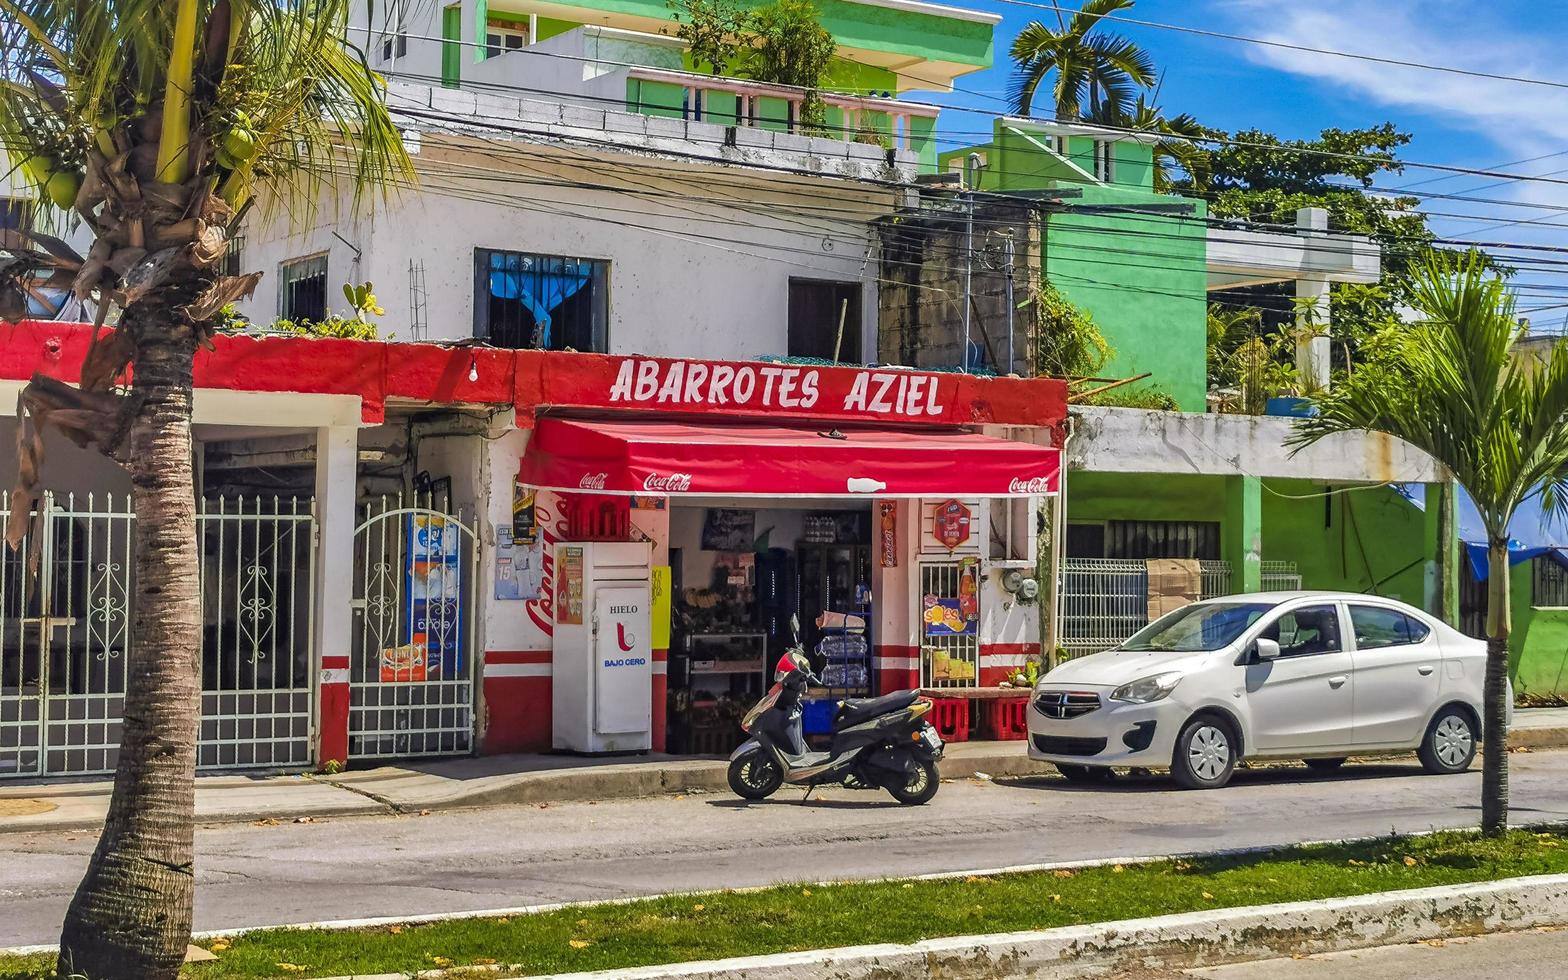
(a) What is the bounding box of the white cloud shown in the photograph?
[1220,0,1568,254]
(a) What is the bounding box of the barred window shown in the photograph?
[1534,555,1568,607]
[474,249,608,352]
[279,254,327,322]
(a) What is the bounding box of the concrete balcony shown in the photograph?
[452,26,940,170]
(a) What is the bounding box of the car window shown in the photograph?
[1349,604,1412,650]
[1120,601,1275,652]
[1259,604,1342,657]
[1405,615,1432,643]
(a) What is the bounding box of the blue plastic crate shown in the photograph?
[802,698,837,735]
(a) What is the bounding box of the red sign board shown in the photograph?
[520,353,1067,430]
[932,499,973,550]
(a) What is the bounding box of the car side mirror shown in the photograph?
[1254,638,1282,662]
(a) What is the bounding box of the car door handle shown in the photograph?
[1328,676,1348,689]
[1418,665,1435,676]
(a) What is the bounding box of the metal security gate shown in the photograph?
[0,492,317,779]
[918,561,980,689]
[349,494,478,760]
[197,496,317,769]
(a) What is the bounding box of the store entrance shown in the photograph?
[667,500,873,755]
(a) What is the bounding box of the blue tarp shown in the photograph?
[1398,484,1568,580]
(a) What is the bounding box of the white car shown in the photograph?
[1029,592,1497,789]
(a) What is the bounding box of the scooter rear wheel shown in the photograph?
[886,759,940,806]
[728,754,784,800]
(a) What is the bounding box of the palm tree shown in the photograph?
[1291,252,1568,836]
[0,3,409,976]
[1008,0,1156,119]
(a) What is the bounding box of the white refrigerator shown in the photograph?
[551,541,654,753]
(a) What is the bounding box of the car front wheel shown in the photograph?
[1418,706,1476,775]
[1172,716,1237,790]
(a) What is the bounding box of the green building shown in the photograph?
[932,119,1489,670]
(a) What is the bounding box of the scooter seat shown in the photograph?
[835,690,920,727]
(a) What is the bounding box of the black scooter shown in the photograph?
[727,617,944,805]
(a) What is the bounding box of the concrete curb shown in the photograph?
[280,872,1568,979]
[520,873,1568,980]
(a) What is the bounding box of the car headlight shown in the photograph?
[1109,672,1183,704]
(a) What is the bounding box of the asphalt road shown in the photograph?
[5,752,1568,948]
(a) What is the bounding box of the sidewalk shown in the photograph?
[4,708,1566,836]
[0,739,1052,835]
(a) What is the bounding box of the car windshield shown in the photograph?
[1120,602,1277,652]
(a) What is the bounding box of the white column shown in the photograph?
[314,424,357,765]
[1295,207,1332,391]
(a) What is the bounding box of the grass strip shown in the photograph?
[5,827,1568,978]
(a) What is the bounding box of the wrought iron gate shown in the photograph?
[349,495,478,760]
[0,492,317,779]
[918,561,980,689]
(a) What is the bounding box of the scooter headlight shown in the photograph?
[1109,671,1183,704]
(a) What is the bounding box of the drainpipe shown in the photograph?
[1042,414,1076,670]
[1003,232,1016,374]
[962,152,981,373]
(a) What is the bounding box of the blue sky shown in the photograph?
[925,0,1568,318]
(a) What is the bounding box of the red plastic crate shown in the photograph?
[979,697,1030,741]
[928,697,970,743]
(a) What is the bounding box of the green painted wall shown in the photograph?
[1509,562,1568,698]
[942,122,1206,408]
[1067,473,1430,608]
[1260,481,1429,605]
[1043,189,1207,410]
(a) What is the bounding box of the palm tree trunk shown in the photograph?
[1480,537,1512,836]
[58,293,202,980]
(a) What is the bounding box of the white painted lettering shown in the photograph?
[868,373,895,413]
[708,364,735,404]
[924,376,945,416]
[892,374,909,416]
[733,366,757,403]
[842,373,868,412]
[655,361,685,403]
[609,360,635,402]
[759,366,784,403]
[633,360,660,401]
[800,370,820,408]
[682,362,709,402]
[907,376,927,416]
[777,369,800,408]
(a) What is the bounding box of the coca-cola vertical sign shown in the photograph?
[878,501,898,568]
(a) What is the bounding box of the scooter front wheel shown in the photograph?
[728,754,784,800]
[886,759,940,806]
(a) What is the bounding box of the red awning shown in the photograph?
[519,418,1059,497]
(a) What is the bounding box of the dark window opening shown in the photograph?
[0,197,27,233]
[788,278,861,363]
[381,32,408,60]
[279,254,327,322]
[223,235,246,278]
[1103,520,1221,560]
[1065,522,1107,558]
[475,248,608,352]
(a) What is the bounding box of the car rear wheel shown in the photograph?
[1418,706,1476,775]
[1172,716,1237,790]
[1304,757,1347,772]
[1056,763,1115,784]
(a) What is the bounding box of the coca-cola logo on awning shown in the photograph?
[578,472,608,490]
[1007,477,1052,494]
[643,472,693,493]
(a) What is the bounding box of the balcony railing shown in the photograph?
[625,65,939,160]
